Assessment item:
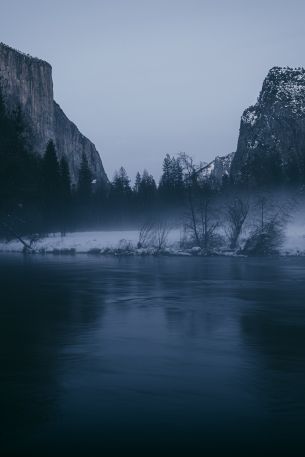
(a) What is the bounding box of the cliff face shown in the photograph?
[202,153,233,185]
[230,67,305,185]
[0,43,107,185]
[53,102,106,184]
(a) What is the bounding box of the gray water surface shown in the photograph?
[1,255,305,456]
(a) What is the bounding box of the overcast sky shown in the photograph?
[2,0,305,180]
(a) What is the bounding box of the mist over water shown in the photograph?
[1,255,305,456]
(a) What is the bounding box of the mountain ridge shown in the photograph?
[230,66,305,185]
[0,42,108,186]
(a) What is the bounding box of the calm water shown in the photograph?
[1,255,305,456]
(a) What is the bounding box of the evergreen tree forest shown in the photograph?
[2,89,296,238]
[0,91,219,236]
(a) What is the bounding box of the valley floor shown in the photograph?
[1,223,305,256]
[0,229,184,255]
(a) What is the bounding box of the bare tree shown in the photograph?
[242,214,285,256]
[226,197,249,249]
[179,153,220,251]
[138,219,171,251]
[138,221,155,248]
[179,153,202,246]
[198,194,220,250]
[154,220,171,251]
[243,192,292,256]
[0,214,36,252]
[253,192,292,232]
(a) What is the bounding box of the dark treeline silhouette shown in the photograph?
[0,90,303,239]
[0,94,189,235]
[233,149,305,188]
[0,90,41,236]
[104,156,184,226]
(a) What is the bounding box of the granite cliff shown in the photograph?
[201,152,233,185]
[230,67,305,185]
[0,43,107,185]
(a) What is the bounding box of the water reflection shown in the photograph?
[239,266,305,431]
[0,255,305,456]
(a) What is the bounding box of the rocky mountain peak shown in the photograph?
[0,42,108,186]
[241,67,305,129]
[0,42,51,67]
[202,153,234,185]
[230,66,305,186]
[259,66,305,111]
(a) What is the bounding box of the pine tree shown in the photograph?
[42,141,61,196]
[159,154,184,207]
[41,140,61,228]
[138,169,157,203]
[0,95,38,207]
[112,167,131,197]
[134,172,141,193]
[58,156,72,231]
[108,167,132,224]
[60,156,71,201]
[77,153,93,202]
[159,154,172,191]
[172,157,184,193]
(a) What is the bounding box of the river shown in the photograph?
[1,255,305,456]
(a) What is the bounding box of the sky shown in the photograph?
[2,0,305,181]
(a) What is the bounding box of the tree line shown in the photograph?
[0,92,195,235]
[0,91,97,235]
[0,90,300,239]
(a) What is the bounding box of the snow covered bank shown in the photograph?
[0,229,238,256]
[0,230,182,255]
[1,225,305,256]
[280,224,305,256]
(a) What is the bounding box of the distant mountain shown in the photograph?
[201,152,233,185]
[230,66,305,186]
[0,43,108,186]
[2,43,304,192]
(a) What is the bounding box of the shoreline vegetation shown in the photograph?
[1,227,305,257]
[2,84,305,257]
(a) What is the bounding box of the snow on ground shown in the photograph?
[1,224,305,256]
[0,229,183,254]
[280,223,305,255]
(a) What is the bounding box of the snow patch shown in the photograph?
[0,230,181,254]
[247,140,259,149]
[242,109,258,126]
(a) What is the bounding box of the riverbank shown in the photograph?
[0,230,183,255]
[0,229,237,256]
[1,226,305,256]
